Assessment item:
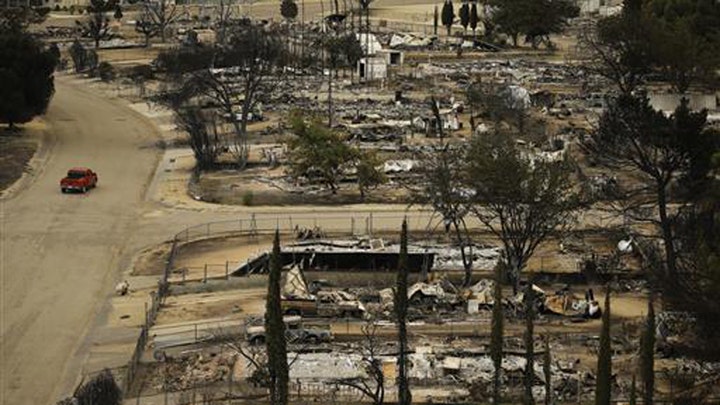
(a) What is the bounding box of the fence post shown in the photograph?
[289,215,293,232]
[226,261,229,280]
[194,323,198,342]
[203,264,208,283]
[369,212,373,237]
[351,217,355,235]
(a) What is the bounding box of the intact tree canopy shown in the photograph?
[465,132,579,293]
[587,95,715,281]
[0,27,58,129]
[489,0,577,47]
[286,113,358,193]
[280,0,299,20]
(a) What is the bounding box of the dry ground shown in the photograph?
[0,124,42,191]
[0,76,160,405]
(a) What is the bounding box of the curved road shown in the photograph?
[0,73,622,405]
[0,77,160,405]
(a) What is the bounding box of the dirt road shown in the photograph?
[0,76,159,405]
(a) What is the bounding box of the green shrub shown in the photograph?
[98,61,115,82]
[242,191,254,206]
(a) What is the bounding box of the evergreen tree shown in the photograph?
[280,0,299,20]
[523,280,536,405]
[441,0,455,36]
[544,335,552,405]
[469,2,478,37]
[114,5,123,20]
[459,2,470,34]
[0,27,58,129]
[629,374,637,405]
[640,298,655,405]
[395,220,412,405]
[490,263,504,404]
[595,286,612,405]
[265,230,289,405]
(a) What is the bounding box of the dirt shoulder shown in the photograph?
[0,120,53,198]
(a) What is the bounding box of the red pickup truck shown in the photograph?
[60,167,98,193]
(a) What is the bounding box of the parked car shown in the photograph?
[245,316,332,346]
[60,167,97,193]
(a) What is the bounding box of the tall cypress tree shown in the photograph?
[629,374,637,405]
[640,297,655,405]
[469,2,478,37]
[544,335,552,405]
[459,2,470,34]
[595,286,612,405]
[395,220,412,405]
[441,0,455,36]
[490,263,504,404]
[265,230,289,405]
[523,280,536,405]
[433,4,439,35]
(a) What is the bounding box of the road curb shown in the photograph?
[0,121,58,201]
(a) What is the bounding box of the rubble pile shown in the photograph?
[151,351,236,391]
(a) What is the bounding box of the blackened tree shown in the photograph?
[414,145,474,286]
[523,280,536,405]
[0,27,58,129]
[640,297,655,405]
[490,262,504,404]
[135,6,160,47]
[265,230,289,405]
[334,318,385,405]
[395,220,412,405]
[156,24,287,167]
[140,0,178,43]
[175,107,222,170]
[76,0,118,48]
[543,335,552,405]
[595,286,612,405]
